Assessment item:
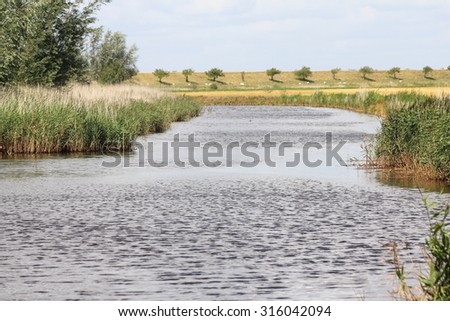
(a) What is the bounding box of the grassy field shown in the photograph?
[134,69,450,91]
[0,84,200,154]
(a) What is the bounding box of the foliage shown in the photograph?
[388,67,401,79]
[0,85,200,154]
[423,66,434,78]
[331,68,341,80]
[390,197,450,301]
[153,69,170,83]
[375,93,450,181]
[359,66,375,79]
[205,68,224,81]
[0,0,109,86]
[182,69,194,82]
[209,83,218,90]
[294,66,312,81]
[266,68,281,81]
[241,71,245,82]
[87,29,138,84]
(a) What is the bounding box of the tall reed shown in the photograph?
[0,85,200,154]
[375,93,450,182]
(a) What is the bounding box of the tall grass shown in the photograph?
[190,90,386,116]
[390,197,450,301]
[376,93,450,182]
[0,85,201,154]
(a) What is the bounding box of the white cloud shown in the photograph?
[96,0,450,71]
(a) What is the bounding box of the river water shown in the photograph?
[0,106,448,300]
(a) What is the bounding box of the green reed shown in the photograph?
[0,86,200,154]
[376,93,450,182]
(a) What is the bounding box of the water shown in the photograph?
[0,106,448,300]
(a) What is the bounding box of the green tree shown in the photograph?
[388,67,401,79]
[295,66,312,81]
[153,69,170,83]
[266,68,281,81]
[182,69,194,82]
[331,68,341,80]
[423,66,434,78]
[359,66,375,80]
[205,68,224,82]
[447,66,450,71]
[0,0,109,86]
[90,31,138,84]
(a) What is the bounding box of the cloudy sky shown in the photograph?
[96,0,450,72]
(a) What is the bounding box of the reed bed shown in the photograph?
[375,93,450,182]
[190,90,386,116]
[0,85,200,154]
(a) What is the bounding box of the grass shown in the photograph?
[185,90,387,116]
[375,93,450,182]
[133,69,450,91]
[390,196,450,300]
[0,84,201,154]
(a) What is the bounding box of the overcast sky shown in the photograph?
[96,0,450,72]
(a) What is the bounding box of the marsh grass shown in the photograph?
[0,84,200,154]
[389,197,450,301]
[376,93,450,182]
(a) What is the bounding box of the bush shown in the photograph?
[210,83,218,90]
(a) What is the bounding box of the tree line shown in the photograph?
[152,66,445,85]
[0,0,138,86]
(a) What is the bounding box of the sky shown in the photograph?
[96,0,450,72]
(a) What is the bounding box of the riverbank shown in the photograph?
[0,85,201,154]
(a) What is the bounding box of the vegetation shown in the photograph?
[331,68,341,80]
[0,0,138,86]
[375,93,450,181]
[182,69,194,82]
[134,69,450,90]
[190,90,385,114]
[294,66,313,81]
[266,68,281,81]
[153,69,170,83]
[86,29,138,84]
[359,66,375,80]
[205,68,224,82]
[0,0,109,86]
[388,67,401,79]
[0,85,201,154]
[390,197,450,300]
[423,66,434,78]
[241,72,246,83]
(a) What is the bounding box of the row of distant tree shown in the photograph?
[153,66,448,84]
[0,0,138,86]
